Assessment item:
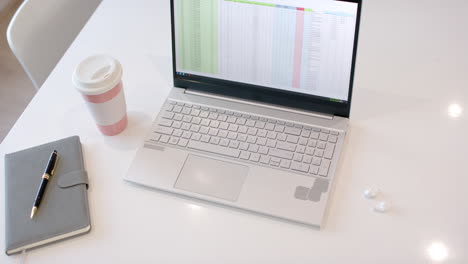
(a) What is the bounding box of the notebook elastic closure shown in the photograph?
[57,170,89,189]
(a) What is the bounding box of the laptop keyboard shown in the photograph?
[146,100,343,178]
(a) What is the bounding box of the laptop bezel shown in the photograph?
[170,0,362,118]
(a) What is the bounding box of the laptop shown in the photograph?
[125,0,362,228]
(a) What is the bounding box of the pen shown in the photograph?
[30,150,58,219]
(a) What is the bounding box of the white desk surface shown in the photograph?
[1,0,467,263]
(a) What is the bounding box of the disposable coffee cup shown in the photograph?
[72,55,127,136]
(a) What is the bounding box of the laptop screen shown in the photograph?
[171,0,361,116]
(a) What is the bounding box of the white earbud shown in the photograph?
[363,187,379,199]
[373,201,391,213]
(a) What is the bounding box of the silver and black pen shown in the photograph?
[30,150,58,219]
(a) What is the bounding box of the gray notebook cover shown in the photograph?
[4,136,90,255]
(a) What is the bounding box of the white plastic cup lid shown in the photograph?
[72,55,123,95]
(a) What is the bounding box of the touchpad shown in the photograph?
[174,155,249,201]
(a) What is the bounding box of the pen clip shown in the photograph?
[51,155,58,176]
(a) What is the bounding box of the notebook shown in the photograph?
[4,136,91,255]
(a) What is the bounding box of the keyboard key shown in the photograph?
[277,141,296,152]
[149,133,161,141]
[173,106,182,113]
[269,149,294,160]
[227,132,237,139]
[182,115,192,123]
[209,120,220,128]
[209,137,220,145]
[182,107,191,115]
[173,129,183,137]
[249,153,260,162]
[237,134,247,142]
[255,121,265,129]
[328,135,338,143]
[169,137,179,145]
[266,131,277,139]
[324,143,335,159]
[257,129,267,137]
[247,127,258,135]
[154,126,174,135]
[317,141,326,149]
[199,111,209,118]
[160,135,169,143]
[178,138,188,147]
[218,130,228,138]
[208,112,218,120]
[298,137,308,146]
[286,135,299,144]
[308,139,317,147]
[284,127,301,136]
[260,155,270,164]
[218,115,228,122]
[277,133,287,141]
[201,135,210,142]
[162,112,174,119]
[228,124,239,131]
[227,116,237,123]
[319,160,331,176]
[240,151,250,160]
[172,121,182,128]
[191,117,201,124]
[296,145,305,154]
[238,126,248,134]
[293,153,303,162]
[256,137,267,146]
[309,165,319,175]
[228,140,239,149]
[199,127,209,134]
[247,135,256,144]
[265,123,275,131]
[319,133,328,141]
[159,119,173,127]
[190,124,200,132]
[239,142,249,150]
[168,100,176,105]
[330,131,339,135]
[266,139,276,148]
[315,149,324,157]
[310,132,319,139]
[258,146,269,155]
[220,138,229,146]
[312,157,322,166]
[305,147,315,155]
[219,122,229,130]
[246,120,256,127]
[208,128,219,136]
[174,114,183,121]
[248,144,259,153]
[182,131,192,139]
[280,159,291,169]
[274,125,285,132]
[236,118,246,125]
[181,123,191,130]
[291,161,309,173]
[301,130,311,137]
[191,133,201,141]
[321,129,330,134]
[303,155,312,164]
[188,140,240,158]
[190,109,200,116]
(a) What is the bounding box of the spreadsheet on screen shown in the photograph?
[174,0,358,101]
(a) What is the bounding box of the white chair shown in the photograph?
[6,0,102,90]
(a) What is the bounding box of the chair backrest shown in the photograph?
[6,0,102,90]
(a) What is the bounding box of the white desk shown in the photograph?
[1,0,467,263]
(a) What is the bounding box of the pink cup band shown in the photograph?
[82,82,122,103]
[96,114,128,136]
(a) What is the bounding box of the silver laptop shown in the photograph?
[125,0,361,227]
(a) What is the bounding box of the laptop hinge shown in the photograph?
[184,89,334,120]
